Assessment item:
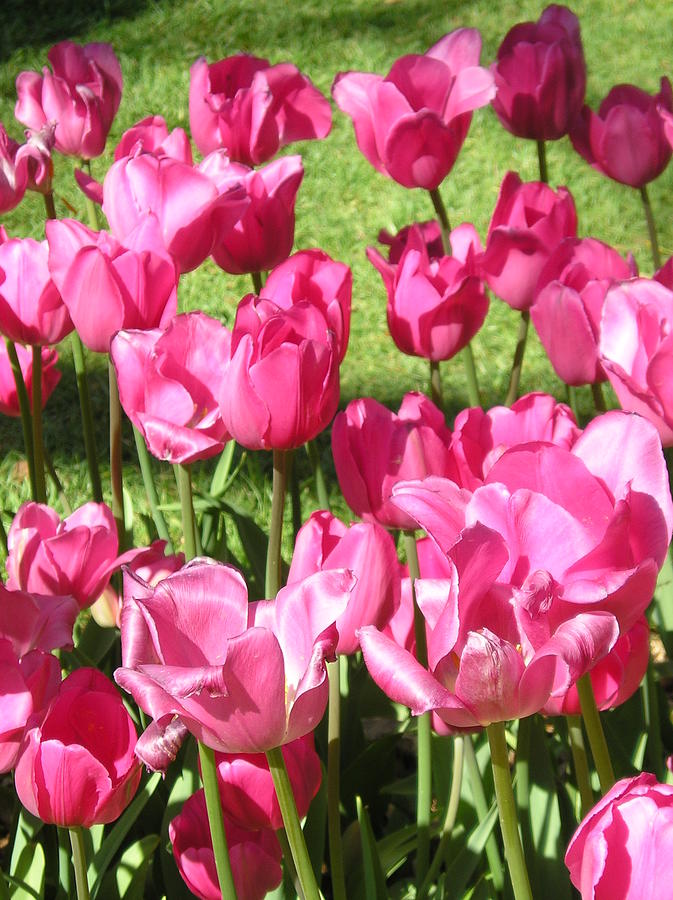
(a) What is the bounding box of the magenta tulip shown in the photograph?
[491,5,586,141]
[480,171,578,310]
[15,41,122,160]
[115,558,354,752]
[114,114,193,163]
[531,237,636,385]
[219,294,339,451]
[333,29,495,190]
[260,249,352,362]
[377,220,444,263]
[571,78,673,187]
[288,511,400,654]
[368,221,488,361]
[599,278,673,445]
[0,342,60,418]
[15,668,141,826]
[189,53,331,163]
[170,789,282,900]
[331,392,456,530]
[565,773,673,898]
[111,313,231,464]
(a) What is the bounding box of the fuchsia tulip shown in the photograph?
[0,342,60,418]
[7,501,121,610]
[209,155,304,275]
[260,249,352,363]
[599,278,673,445]
[46,216,178,353]
[15,41,122,160]
[111,313,231,464]
[189,53,332,164]
[491,5,586,141]
[15,668,141,827]
[331,392,456,530]
[170,789,282,900]
[288,511,400,655]
[531,237,636,385]
[565,773,673,898]
[368,221,488,361]
[115,558,355,753]
[480,171,578,310]
[333,29,495,190]
[0,237,72,346]
[377,220,444,263]
[114,114,193,163]
[219,294,339,451]
[570,78,673,188]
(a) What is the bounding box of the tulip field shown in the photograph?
[4,0,673,899]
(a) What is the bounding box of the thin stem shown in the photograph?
[5,338,37,499]
[306,441,330,510]
[505,311,530,406]
[567,384,580,423]
[108,360,125,546]
[251,270,263,294]
[69,827,91,900]
[266,746,321,900]
[486,721,533,900]
[31,346,46,502]
[176,463,197,561]
[198,742,238,899]
[327,659,347,900]
[577,674,615,794]
[515,717,534,872]
[44,449,71,514]
[566,715,594,819]
[71,334,102,502]
[591,381,607,414]
[265,449,288,598]
[461,343,481,407]
[643,663,665,782]
[276,828,303,899]
[133,425,173,551]
[536,140,548,184]
[428,187,451,250]
[0,513,7,556]
[640,184,662,270]
[43,191,57,220]
[81,160,100,231]
[429,360,443,409]
[289,453,302,543]
[463,734,504,893]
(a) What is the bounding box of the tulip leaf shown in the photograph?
[9,810,44,900]
[76,616,118,666]
[357,796,389,900]
[115,835,160,899]
[304,762,328,883]
[443,797,498,896]
[159,737,200,900]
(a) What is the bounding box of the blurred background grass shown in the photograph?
[0,0,671,550]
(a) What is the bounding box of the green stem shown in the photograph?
[108,360,125,546]
[515,717,534,873]
[536,140,548,185]
[461,343,481,408]
[289,453,302,543]
[486,721,533,900]
[505,311,530,407]
[251,270,263,294]
[198,742,238,899]
[176,463,197,561]
[428,187,451,251]
[0,512,7,556]
[45,449,71,514]
[640,184,662,271]
[403,530,432,888]
[276,828,303,899]
[577,673,615,794]
[71,334,102,502]
[429,360,443,409]
[643,663,665,782]
[463,734,504,892]
[31,346,46,502]
[566,715,594,820]
[566,384,580,423]
[133,425,173,551]
[43,190,57,220]
[266,746,321,900]
[69,827,91,900]
[327,659,347,900]
[81,160,100,231]
[306,440,330,510]
[5,338,37,499]
[58,827,72,898]
[591,381,607,414]
[265,449,288,598]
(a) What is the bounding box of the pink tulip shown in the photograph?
[111,313,231,464]
[368,221,488,361]
[46,216,178,353]
[214,733,321,830]
[333,29,495,190]
[6,501,121,610]
[479,171,578,310]
[260,249,352,363]
[0,237,72,346]
[288,511,400,654]
[331,393,456,530]
[0,342,60,418]
[115,558,354,752]
[599,278,673,445]
[209,155,303,275]
[114,114,193,163]
[377,220,444,263]
[15,668,141,826]
[531,237,636,385]
[570,78,673,187]
[565,773,673,898]
[170,789,282,900]
[15,41,122,160]
[0,124,30,214]
[189,53,331,164]
[491,5,586,141]
[219,294,339,451]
